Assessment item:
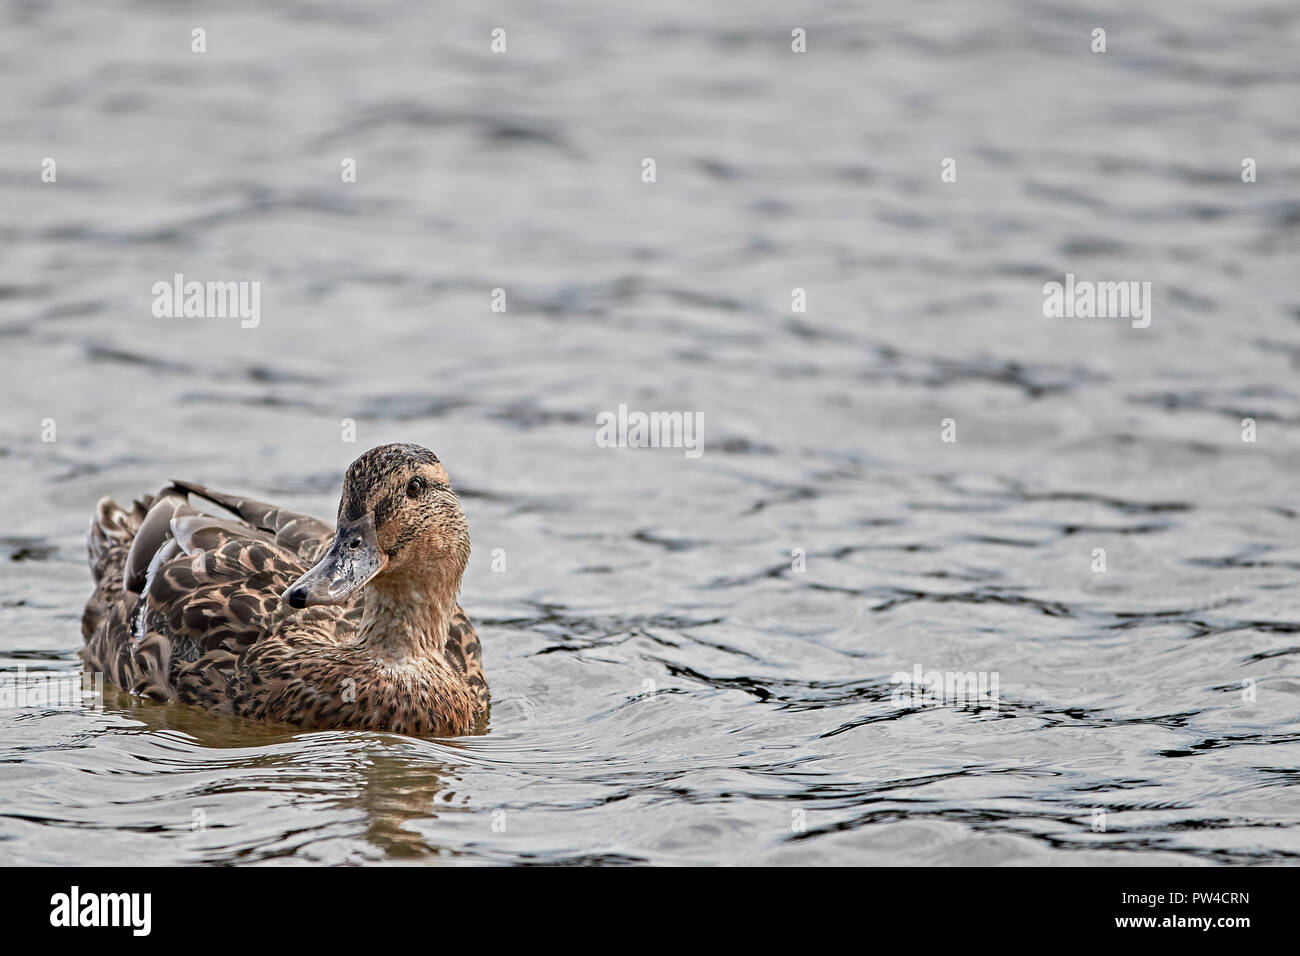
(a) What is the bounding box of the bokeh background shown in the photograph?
[2,0,1299,864]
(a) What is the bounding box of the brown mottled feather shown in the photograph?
[82,469,487,737]
[169,480,337,561]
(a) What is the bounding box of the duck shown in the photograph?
[80,443,488,737]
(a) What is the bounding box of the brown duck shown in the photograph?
[80,443,488,736]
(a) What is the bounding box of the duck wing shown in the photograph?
[169,480,336,562]
[83,485,357,705]
[446,605,488,712]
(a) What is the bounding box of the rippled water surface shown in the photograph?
[3,0,1300,865]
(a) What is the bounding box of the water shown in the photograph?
[2,0,1300,865]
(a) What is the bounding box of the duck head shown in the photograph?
[282,443,469,610]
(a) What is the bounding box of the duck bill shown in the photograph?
[281,514,387,609]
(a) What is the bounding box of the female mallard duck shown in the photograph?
[80,443,487,736]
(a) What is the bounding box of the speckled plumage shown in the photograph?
[81,444,488,737]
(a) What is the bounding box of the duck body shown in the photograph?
[81,444,488,736]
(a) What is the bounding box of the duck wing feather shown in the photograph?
[84,485,360,706]
[169,480,336,561]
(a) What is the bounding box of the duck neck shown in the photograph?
[355,570,458,662]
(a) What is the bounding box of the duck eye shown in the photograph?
[405,477,426,499]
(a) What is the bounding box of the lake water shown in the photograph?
[2,0,1300,865]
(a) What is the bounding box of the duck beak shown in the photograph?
[281,513,388,609]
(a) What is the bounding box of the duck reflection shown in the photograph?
[92,684,476,859]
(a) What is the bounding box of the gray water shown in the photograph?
[2,0,1300,865]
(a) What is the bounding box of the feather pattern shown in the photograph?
[82,446,488,736]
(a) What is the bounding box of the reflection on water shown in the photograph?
[3,0,1300,864]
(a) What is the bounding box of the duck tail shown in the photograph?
[87,496,149,583]
[82,489,178,640]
